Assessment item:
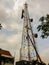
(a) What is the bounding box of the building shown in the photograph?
[0,48,14,65]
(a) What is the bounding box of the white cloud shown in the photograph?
[28,0,49,18]
[40,48,49,64]
[6,33,21,45]
[0,0,15,9]
[0,34,6,42]
[0,6,8,22]
[0,32,22,56]
[0,0,49,63]
[13,0,26,10]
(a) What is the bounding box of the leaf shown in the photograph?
[37,14,49,38]
[37,25,42,31]
[39,16,44,21]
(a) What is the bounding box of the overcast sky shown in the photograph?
[0,0,49,64]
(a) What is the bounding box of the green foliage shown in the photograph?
[37,14,49,38]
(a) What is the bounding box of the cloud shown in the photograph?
[0,0,49,63]
[0,32,22,57]
[0,6,8,22]
[27,0,49,20]
[13,0,26,10]
[0,0,24,53]
[0,32,21,46]
[0,0,15,9]
[40,48,49,64]
[0,0,24,31]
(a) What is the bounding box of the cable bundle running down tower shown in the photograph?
[16,3,46,65]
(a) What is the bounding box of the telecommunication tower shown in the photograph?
[16,3,46,65]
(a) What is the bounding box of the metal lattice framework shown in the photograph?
[20,3,42,63]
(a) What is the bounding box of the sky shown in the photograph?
[0,0,49,64]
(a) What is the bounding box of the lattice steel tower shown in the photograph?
[20,3,42,63]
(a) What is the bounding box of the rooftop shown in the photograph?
[0,48,12,57]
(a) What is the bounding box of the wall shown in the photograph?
[4,63,13,65]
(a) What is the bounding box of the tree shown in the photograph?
[37,14,49,38]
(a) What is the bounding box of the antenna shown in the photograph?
[0,23,2,30]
